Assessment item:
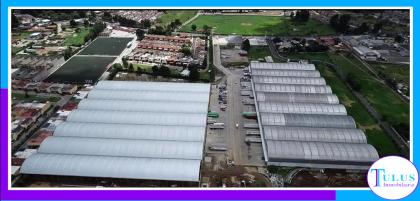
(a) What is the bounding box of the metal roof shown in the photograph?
[250,62,316,70]
[259,113,356,128]
[266,140,378,164]
[263,126,367,143]
[54,122,205,142]
[21,153,200,181]
[258,102,347,115]
[95,80,210,93]
[21,81,210,182]
[254,83,332,94]
[38,136,203,160]
[67,110,207,126]
[251,69,320,77]
[252,76,326,85]
[88,89,210,103]
[256,92,339,104]
[249,62,378,170]
[78,99,208,114]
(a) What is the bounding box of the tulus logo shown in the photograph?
[368,156,418,200]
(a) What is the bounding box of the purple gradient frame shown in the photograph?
[0,89,336,200]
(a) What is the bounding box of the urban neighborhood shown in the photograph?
[10,9,410,188]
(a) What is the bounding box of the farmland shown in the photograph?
[45,56,116,84]
[78,37,133,56]
[180,15,335,36]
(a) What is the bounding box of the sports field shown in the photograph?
[78,37,133,56]
[45,56,116,84]
[180,15,335,36]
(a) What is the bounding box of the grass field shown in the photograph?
[158,10,197,26]
[287,52,401,156]
[45,56,116,84]
[12,93,61,103]
[369,62,410,84]
[79,37,133,56]
[63,27,91,47]
[180,15,335,36]
[248,46,282,62]
[329,54,409,127]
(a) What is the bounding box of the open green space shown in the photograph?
[369,62,410,84]
[158,10,197,26]
[180,15,335,36]
[12,46,25,55]
[79,37,133,56]
[287,52,401,156]
[12,93,60,103]
[45,55,116,84]
[63,27,91,47]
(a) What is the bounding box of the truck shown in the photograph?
[207,119,216,124]
[208,111,219,118]
[242,112,257,119]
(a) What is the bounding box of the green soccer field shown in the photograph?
[78,37,133,56]
[180,15,335,36]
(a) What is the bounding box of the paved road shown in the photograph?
[213,40,244,165]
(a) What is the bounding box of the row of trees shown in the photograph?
[290,10,310,22]
[330,14,386,35]
[190,24,212,35]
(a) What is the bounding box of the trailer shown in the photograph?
[243,123,259,129]
[242,112,257,119]
[208,111,219,118]
[246,130,261,136]
[209,145,227,151]
[245,137,262,143]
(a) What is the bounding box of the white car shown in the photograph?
[235,123,239,128]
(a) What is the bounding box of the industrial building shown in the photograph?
[20,81,210,185]
[249,61,379,170]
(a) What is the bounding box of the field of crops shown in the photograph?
[78,37,133,56]
[45,56,116,84]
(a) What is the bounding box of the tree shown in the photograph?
[128,63,134,72]
[241,39,251,52]
[136,29,145,40]
[70,19,77,27]
[329,14,351,33]
[12,14,20,28]
[159,66,171,77]
[152,66,159,76]
[191,24,197,32]
[63,47,73,60]
[202,25,211,35]
[139,19,151,29]
[180,46,192,56]
[103,12,112,21]
[122,57,128,68]
[293,10,310,22]
[188,67,200,81]
[395,35,404,43]
[372,22,383,34]
[84,20,90,27]
[354,22,369,34]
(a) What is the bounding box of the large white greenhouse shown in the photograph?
[249,62,379,170]
[20,81,211,182]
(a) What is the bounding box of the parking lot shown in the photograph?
[204,67,264,168]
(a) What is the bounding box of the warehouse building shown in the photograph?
[249,62,379,170]
[20,81,210,186]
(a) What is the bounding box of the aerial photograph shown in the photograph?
[9,9,410,188]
